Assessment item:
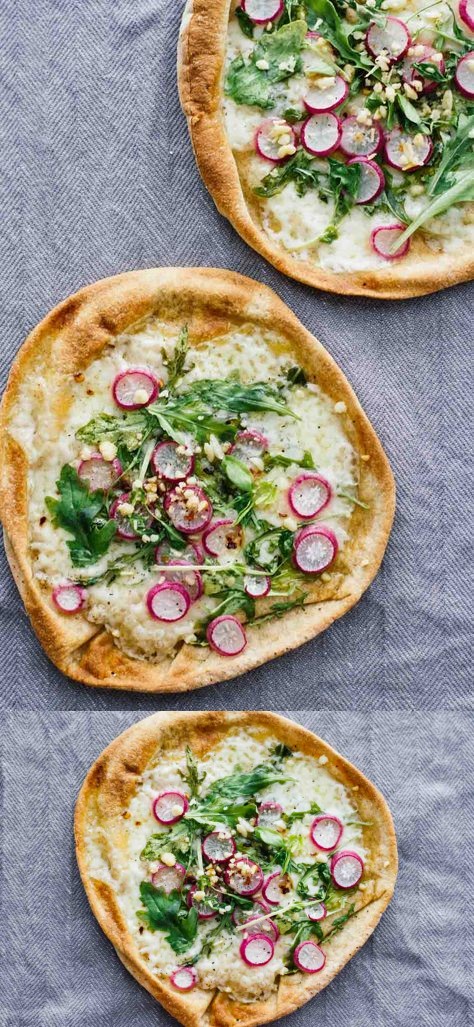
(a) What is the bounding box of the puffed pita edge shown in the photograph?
[0,267,394,692]
[74,710,398,1027]
[178,0,474,299]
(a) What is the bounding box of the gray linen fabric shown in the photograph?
[0,0,472,711]
[1,710,473,1027]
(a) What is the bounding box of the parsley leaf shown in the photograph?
[138,883,198,954]
[46,465,116,567]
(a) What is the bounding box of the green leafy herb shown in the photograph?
[382,175,410,225]
[306,0,371,68]
[46,465,116,567]
[255,150,320,198]
[252,591,307,626]
[161,326,193,389]
[319,224,339,244]
[225,21,307,108]
[284,801,323,825]
[235,4,255,38]
[396,93,424,127]
[245,525,294,574]
[222,455,254,492]
[204,764,289,804]
[265,450,315,470]
[427,113,474,196]
[325,157,362,223]
[179,745,206,798]
[187,379,296,418]
[286,365,307,386]
[76,411,152,451]
[395,169,474,248]
[323,902,356,941]
[138,883,198,953]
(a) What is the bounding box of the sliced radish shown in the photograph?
[152,790,189,825]
[306,902,327,922]
[459,0,474,31]
[151,862,186,894]
[288,473,331,519]
[152,441,194,482]
[170,966,197,992]
[207,615,247,656]
[233,901,279,942]
[348,157,385,204]
[187,885,219,920]
[241,0,283,24]
[244,574,271,599]
[109,493,142,541]
[230,430,268,466]
[255,119,296,163]
[146,582,190,622]
[294,940,326,974]
[257,801,283,828]
[310,814,344,851]
[203,519,243,558]
[340,117,383,157]
[162,561,203,603]
[331,849,364,889]
[52,582,87,614]
[371,222,410,260]
[301,113,341,156]
[225,857,263,896]
[365,17,410,61]
[202,831,236,863]
[304,76,348,114]
[164,485,213,534]
[262,871,292,906]
[77,453,122,492]
[384,128,432,171]
[293,525,338,574]
[455,51,474,98]
[112,368,159,410]
[240,933,275,967]
[402,46,445,94]
[154,539,202,566]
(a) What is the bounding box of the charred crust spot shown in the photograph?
[39,516,46,525]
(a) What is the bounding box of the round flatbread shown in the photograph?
[75,711,397,1027]
[0,268,394,692]
[178,0,474,298]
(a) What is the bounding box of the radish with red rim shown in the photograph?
[109,493,143,541]
[294,940,326,973]
[331,849,364,889]
[161,561,203,603]
[112,368,159,410]
[206,615,247,656]
[170,966,197,992]
[459,0,474,31]
[164,485,213,534]
[154,539,202,566]
[152,790,189,825]
[233,902,280,943]
[187,886,219,919]
[301,113,342,156]
[230,430,268,465]
[52,582,87,614]
[202,831,236,863]
[151,862,186,894]
[146,582,191,622]
[241,0,283,23]
[293,525,338,574]
[348,157,385,204]
[225,857,263,895]
[455,51,474,98]
[78,453,122,492]
[151,441,194,482]
[340,117,383,157]
[203,519,243,558]
[240,933,275,967]
[384,128,432,171]
[306,902,327,922]
[256,801,283,828]
[304,76,349,114]
[232,899,269,927]
[401,46,445,94]
[310,814,344,851]
[262,870,292,906]
[255,119,296,162]
[244,574,271,599]
[365,17,410,61]
[288,473,331,519]
[371,223,410,260]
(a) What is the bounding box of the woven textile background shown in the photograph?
[1,710,473,1027]
[0,0,472,711]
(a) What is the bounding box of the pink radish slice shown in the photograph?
[225,857,263,896]
[310,814,343,851]
[162,561,203,603]
[241,0,283,23]
[146,582,190,622]
[331,849,364,889]
[203,519,243,558]
[232,899,270,927]
[207,615,247,656]
[78,453,122,492]
[365,17,410,61]
[187,886,219,919]
[202,831,236,863]
[152,441,194,482]
[294,940,326,973]
[257,801,283,828]
[230,430,268,465]
[384,128,432,171]
[340,117,383,157]
[151,862,186,894]
[293,525,338,574]
[233,903,280,943]
[255,120,296,163]
[240,933,275,967]
[109,493,141,541]
[306,902,327,922]
[112,368,159,409]
[262,871,292,906]
[455,51,474,98]
[304,76,348,113]
[170,966,197,992]
[244,574,271,599]
[155,539,202,565]
[301,113,341,156]
[459,0,474,31]
[52,582,87,614]
[164,486,213,534]
[348,157,385,204]
[288,473,331,519]
[152,790,189,825]
[402,46,445,94]
[371,223,410,259]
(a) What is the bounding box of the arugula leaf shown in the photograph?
[286,365,307,386]
[245,525,294,573]
[161,326,193,389]
[427,113,474,195]
[235,4,255,37]
[305,0,371,68]
[46,465,116,567]
[138,883,198,953]
[325,157,361,223]
[225,22,307,108]
[396,93,423,127]
[284,801,323,825]
[252,591,307,626]
[187,379,296,418]
[204,764,289,803]
[395,169,474,248]
[200,588,255,628]
[265,450,315,470]
[222,455,254,492]
[179,745,206,799]
[255,149,321,198]
[382,175,410,225]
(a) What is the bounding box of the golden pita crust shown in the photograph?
[75,710,398,1027]
[0,267,394,692]
[178,0,474,299]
